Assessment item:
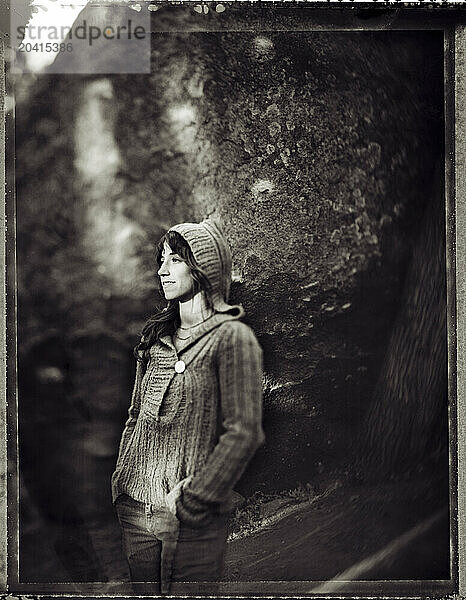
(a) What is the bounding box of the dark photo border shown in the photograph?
[2,3,466,598]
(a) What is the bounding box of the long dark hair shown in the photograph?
[134,230,213,365]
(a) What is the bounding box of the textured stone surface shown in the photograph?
[15,7,444,493]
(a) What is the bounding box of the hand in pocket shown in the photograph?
[166,476,192,515]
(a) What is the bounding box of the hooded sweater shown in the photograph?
[111,219,265,528]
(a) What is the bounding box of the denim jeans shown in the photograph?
[115,494,229,585]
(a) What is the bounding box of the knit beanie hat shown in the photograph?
[168,218,239,314]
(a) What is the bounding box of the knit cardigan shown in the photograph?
[111,309,265,526]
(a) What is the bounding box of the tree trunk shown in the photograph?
[361,161,447,475]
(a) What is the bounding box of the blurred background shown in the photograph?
[9,5,450,586]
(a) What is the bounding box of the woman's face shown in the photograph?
[158,241,194,301]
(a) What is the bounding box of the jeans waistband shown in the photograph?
[118,493,154,514]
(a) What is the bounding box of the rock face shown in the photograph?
[15,7,445,495]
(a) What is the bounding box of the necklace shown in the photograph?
[178,313,215,330]
[175,313,215,341]
[175,331,191,340]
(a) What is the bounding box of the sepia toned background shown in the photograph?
[9,6,451,588]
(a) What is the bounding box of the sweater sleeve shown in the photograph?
[176,322,265,526]
[115,358,144,468]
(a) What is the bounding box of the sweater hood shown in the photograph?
[168,218,243,315]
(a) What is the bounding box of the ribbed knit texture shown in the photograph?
[111,219,265,527]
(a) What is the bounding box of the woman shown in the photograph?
[111,218,265,593]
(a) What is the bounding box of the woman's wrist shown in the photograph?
[175,489,214,528]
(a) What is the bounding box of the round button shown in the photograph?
[174,360,185,373]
